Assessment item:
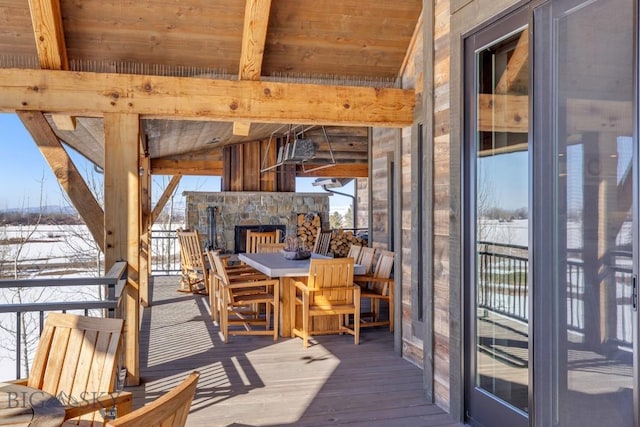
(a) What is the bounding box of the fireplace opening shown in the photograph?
[234,224,286,253]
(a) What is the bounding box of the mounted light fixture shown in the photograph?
[260,125,336,173]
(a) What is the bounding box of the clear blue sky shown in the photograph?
[0,113,353,212]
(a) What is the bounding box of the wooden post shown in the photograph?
[139,151,151,307]
[104,113,141,386]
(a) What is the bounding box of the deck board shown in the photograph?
[128,276,460,427]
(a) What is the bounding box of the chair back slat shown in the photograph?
[312,229,333,256]
[357,247,376,275]
[246,230,281,253]
[370,250,395,295]
[256,242,286,253]
[346,244,362,261]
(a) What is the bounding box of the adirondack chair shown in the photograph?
[354,250,395,332]
[291,258,360,348]
[105,371,199,427]
[16,313,132,426]
[211,251,280,343]
[245,230,282,253]
[176,228,209,295]
[312,228,333,256]
[346,244,362,261]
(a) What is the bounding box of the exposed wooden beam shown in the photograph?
[16,110,105,252]
[150,175,182,225]
[27,0,68,69]
[139,152,151,307]
[495,30,528,94]
[296,163,368,178]
[232,121,252,136]
[150,159,224,176]
[27,0,76,130]
[0,68,415,127]
[239,0,271,80]
[477,93,528,133]
[234,0,272,135]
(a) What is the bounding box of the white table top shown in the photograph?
[238,252,365,277]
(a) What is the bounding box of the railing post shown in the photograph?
[16,312,21,379]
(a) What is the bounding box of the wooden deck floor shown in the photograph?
[127,275,461,427]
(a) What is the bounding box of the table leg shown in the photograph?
[279,277,290,337]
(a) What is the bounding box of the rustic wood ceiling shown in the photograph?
[0,0,421,174]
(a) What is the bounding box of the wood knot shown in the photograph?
[343,103,350,110]
[229,101,238,110]
[263,88,271,96]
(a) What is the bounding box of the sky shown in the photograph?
[0,113,353,213]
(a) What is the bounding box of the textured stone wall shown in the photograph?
[184,191,330,253]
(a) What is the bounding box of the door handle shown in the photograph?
[633,274,638,312]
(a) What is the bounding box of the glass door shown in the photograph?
[533,0,637,425]
[464,7,530,427]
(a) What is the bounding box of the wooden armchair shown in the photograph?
[211,251,280,343]
[354,249,395,332]
[312,228,333,256]
[346,244,362,261]
[176,229,209,295]
[246,230,282,253]
[291,258,360,348]
[105,371,199,427]
[205,248,267,323]
[16,313,132,426]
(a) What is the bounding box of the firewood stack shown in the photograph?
[296,213,368,257]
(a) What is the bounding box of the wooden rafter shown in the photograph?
[0,68,415,127]
[16,111,105,252]
[234,0,272,136]
[27,0,76,131]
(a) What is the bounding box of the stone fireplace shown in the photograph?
[184,191,330,253]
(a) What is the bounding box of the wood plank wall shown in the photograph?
[222,139,295,192]
[433,0,452,412]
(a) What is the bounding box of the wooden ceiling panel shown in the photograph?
[264,0,420,79]
[0,0,38,57]
[60,0,245,72]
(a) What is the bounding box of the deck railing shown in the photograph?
[150,229,181,275]
[477,242,632,348]
[0,261,127,379]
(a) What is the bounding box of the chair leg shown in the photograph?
[389,292,394,333]
[354,295,360,345]
[273,285,280,341]
[302,294,309,348]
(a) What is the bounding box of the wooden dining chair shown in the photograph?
[16,313,132,426]
[256,242,286,253]
[205,248,267,323]
[176,228,209,295]
[312,228,333,256]
[291,258,360,348]
[211,252,280,343]
[246,230,282,253]
[105,371,199,427]
[354,249,395,332]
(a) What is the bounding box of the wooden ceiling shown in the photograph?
[0,0,421,176]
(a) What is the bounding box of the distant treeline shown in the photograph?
[0,212,85,226]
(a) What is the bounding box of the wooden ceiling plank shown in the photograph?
[0,68,415,127]
[16,110,105,252]
[234,0,272,136]
[150,175,182,225]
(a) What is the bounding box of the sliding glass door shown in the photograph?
[534,0,636,425]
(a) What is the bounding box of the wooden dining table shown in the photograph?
[238,252,365,337]
[0,382,65,427]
